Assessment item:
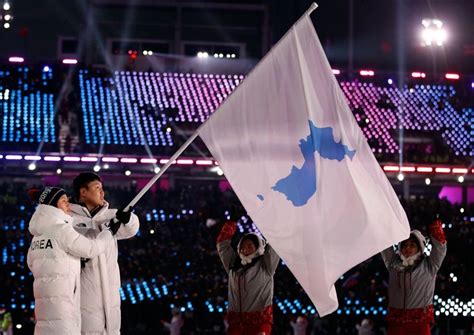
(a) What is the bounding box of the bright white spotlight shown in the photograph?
[143,50,148,56]
[124,170,131,176]
[93,165,101,172]
[4,14,11,21]
[154,167,160,174]
[211,166,224,176]
[103,163,110,169]
[3,2,10,10]
[3,22,10,29]
[397,173,404,181]
[425,178,431,185]
[28,163,36,171]
[56,168,62,174]
[421,19,447,47]
[457,176,464,183]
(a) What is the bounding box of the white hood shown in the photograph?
[29,204,73,236]
[397,229,426,254]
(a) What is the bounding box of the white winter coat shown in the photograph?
[69,202,139,335]
[26,205,113,335]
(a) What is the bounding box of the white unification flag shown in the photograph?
[198,3,409,316]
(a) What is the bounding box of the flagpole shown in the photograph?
[125,121,208,209]
[123,2,319,209]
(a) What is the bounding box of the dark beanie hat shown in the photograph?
[73,172,102,198]
[28,187,66,207]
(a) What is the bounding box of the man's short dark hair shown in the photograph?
[73,172,102,199]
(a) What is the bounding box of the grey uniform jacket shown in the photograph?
[381,235,446,309]
[217,239,280,312]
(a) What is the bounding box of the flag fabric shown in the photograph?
[198,5,410,316]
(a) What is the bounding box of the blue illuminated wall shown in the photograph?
[0,67,56,144]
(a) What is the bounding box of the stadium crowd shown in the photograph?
[0,180,472,334]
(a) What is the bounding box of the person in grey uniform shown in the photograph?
[217,215,280,335]
[381,218,447,335]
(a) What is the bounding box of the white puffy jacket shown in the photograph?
[69,202,139,335]
[26,205,114,335]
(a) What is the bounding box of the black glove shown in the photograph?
[81,258,90,268]
[116,206,132,224]
[108,218,121,235]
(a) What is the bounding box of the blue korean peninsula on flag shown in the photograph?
[198,3,409,316]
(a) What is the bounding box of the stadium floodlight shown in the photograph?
[360,70,374,76]
[62,58,78,64]
[8,56,23,63]
[411,72,426,78]
[445,73,460,80]
[197,51,209,58]
[421,19,447,47]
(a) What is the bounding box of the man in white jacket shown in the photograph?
[70,173,140,335]
[27,186,116,335]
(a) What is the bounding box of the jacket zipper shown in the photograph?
[403,272,406,309]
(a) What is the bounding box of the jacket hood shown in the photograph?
[397,229,426,254]
[29,204,73,236]
[237,233,266,265]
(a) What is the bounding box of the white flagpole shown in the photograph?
[125,122,207,209]
[124,2,319,209]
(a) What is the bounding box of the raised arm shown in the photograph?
[57,224,114,259]
[380,246,397,269]
[216,221,238,273]
[263,243,280,275]
[427,218,447,274]
[115,212,140,240]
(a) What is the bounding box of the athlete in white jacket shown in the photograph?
[26,187,117,335]
[70,173,140,335]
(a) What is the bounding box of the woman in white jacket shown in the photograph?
[26,187,120,335]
